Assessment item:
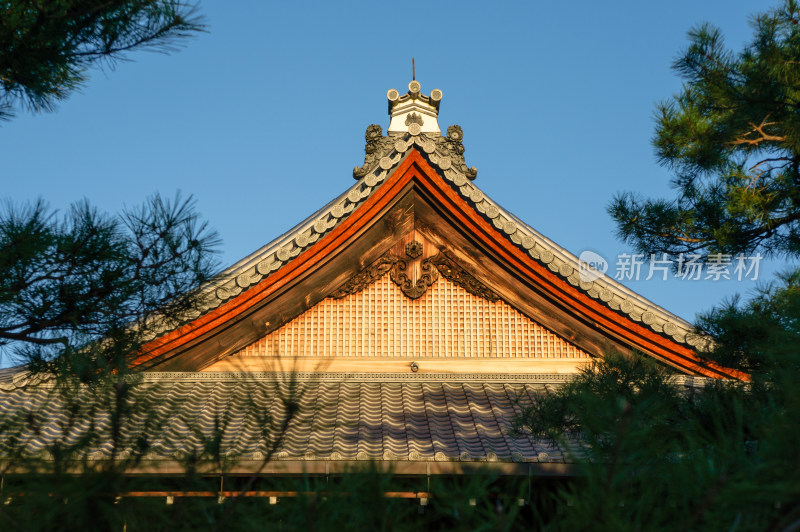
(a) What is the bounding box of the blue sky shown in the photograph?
[1,0,790,323]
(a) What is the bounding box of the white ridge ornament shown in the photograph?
[386,80,442,134]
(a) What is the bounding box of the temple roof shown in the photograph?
[129,80,745,379]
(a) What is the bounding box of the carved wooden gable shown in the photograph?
[204,232,593,374]
[228,272,587,360]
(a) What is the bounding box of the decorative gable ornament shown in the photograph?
[387,80,442,134]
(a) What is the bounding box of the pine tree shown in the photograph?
[610,0,800,260]
[0,194,228,529]
[0,193,219,378]
[0,1,204,121]
[513,276,800,531]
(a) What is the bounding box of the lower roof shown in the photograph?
[0,372,707,475]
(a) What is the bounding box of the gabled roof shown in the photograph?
[132,82,746,380]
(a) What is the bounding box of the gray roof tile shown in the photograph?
[0,376,562,464]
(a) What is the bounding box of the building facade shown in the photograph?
[0,81,746,505]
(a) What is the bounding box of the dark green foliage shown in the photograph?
[0,193,219,378]
[0,375,303,531]
[0,1,204,120]
[0,471,532,531]
[256,471,531,532]
[589,7,800,525]
[695,269,800,373]
[512,273,800,531]
[610,0,800,260]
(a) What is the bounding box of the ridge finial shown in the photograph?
[386,79,441,134]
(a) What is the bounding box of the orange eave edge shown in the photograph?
[133,149,750,381]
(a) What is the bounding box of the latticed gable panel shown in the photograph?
[233,273,588,359]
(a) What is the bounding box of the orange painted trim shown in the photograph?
[133,150,748,381]
[133,152,427,366]
[400,154,748,381]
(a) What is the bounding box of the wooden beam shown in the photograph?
[0,460,576,477]
[114,490,432,499]
[202,356,593,375]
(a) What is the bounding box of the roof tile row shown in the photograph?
[0,378,565,464]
